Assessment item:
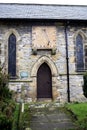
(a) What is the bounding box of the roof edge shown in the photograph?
[0,3,87,7]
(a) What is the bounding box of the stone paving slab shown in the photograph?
[30,122,75,130]
[29,103,76,130]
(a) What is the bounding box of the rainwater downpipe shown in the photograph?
[64,21,70,102]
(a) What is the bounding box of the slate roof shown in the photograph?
[0,4,87,20]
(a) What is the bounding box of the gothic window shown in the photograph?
[76,34,87,71]
[85,46,87,69]
[0,43,1,64]
[8,34,16,77]
[76,34,84,71]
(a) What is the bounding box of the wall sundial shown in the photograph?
[32,26,57,54]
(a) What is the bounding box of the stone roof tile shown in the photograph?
[0,4,87,20]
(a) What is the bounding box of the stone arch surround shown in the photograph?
[31,55,58,77]
[4,28,20,42]
[73,30,87,42]
[30,56,60,100]
[3,29,20,74]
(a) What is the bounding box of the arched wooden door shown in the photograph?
[37,63,52,99]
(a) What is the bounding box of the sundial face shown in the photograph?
[32,26,56,49]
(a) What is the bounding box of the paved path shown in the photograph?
[29,102,76,130]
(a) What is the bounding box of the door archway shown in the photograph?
[37,63,52,99]
[30,56,59,101]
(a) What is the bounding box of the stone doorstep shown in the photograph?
[25,128,32,130]
[37,98,52,102]
[29,101,63,109]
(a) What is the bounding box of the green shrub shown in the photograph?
[0,67,16,130]
[0,112,13,130]
[83,72,87,98]
[0,100,16,130]
[0,67,12,100]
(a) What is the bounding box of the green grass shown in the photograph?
[66,103,87,120]
[18,103,31,130]
[66,102,87,129]
[12,103,20,130]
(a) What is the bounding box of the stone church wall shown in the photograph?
[0,21,87,103]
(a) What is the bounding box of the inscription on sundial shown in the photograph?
[32,26,57,49]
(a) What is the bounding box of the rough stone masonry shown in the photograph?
[0,4,87,103]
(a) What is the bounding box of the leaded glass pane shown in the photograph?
[85,46,87,69]
[76,34,84,70]
[85,47,87,56]
[8,34,16,77]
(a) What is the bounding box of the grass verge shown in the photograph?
[66,102,87,130]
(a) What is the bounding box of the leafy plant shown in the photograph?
[0,67,16,130]
[0,67,12,100]
[12,104,20,130]
[83,72,87,98]
[19,104,31,130]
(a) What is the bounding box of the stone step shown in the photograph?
[29,105,76,130]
